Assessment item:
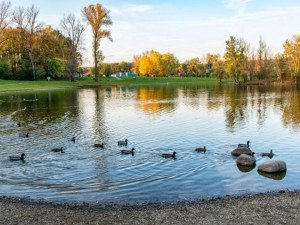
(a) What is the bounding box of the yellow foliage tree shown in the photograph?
[138,50,179,77]
[283,35,300,84]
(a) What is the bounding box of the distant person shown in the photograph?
[47,76,51,81]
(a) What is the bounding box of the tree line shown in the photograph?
[0,0,300,85]
[98,35,300,85]
[0,1,111,81]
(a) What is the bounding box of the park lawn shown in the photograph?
[0,77,226,92]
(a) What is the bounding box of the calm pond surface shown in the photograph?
[0,84,300,204]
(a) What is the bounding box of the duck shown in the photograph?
[162,152,176,159]
[9,153,26,161]
[238,141,250,148]
[118,139,128,146]
[262,149,274,159]
[19,132,29,138]
[17,122,21,127]
[51,147,64,153]
[94,143,105,148]
[195,146,206,153]
[121,148,135,155]
[69,137,76,142]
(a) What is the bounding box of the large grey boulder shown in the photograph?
[236,154,256,167]
[231,147,252,156]
[258,160,287,173]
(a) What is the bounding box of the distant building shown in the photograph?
[110,72,137,78]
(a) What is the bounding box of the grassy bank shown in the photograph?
[0,77,227,92]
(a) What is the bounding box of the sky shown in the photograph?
[9,0,300,65]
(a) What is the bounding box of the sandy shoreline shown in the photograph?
[0,191,299,225]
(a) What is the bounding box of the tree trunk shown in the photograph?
[29,50,36,80]
[94,38,98,82]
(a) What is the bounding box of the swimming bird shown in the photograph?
[121,148,135,155]
[195,146,206,153]
[262,149,274,159]
[162,152,176,159]
[9,153,26,161]
[94,143,105,148]
[51,147,64,153]
[19,132,29,138]
[118,139,128,146]
[69,137,76,142]
[17,122,21,127]
[238,141,250,148]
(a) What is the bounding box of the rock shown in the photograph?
[236,154,256,167]
[231,147,252,156]
[237,165,255,173]
[258,171,286,180]
[258,160,287,173]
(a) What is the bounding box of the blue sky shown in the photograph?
[10,0,300,65]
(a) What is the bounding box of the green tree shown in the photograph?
[0,59,11,79]
[224,36,247,83]
[83,3,112,82]
[161,53,179,76]
[274,54,288,83]
[45,58,65,78]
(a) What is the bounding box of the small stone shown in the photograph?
[231,147,252,156]
[258,160,287,173]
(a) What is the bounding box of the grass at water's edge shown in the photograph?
[0,77,228,92]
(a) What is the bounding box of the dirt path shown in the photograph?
[0,191,299,225]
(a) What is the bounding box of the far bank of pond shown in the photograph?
[0,77,273,93]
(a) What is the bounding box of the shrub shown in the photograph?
[0,59,12,79]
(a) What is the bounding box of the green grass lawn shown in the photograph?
[0,77,228,92]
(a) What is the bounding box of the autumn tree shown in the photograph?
[60,13,85,81]
[211,59,226,83]
[13,5,43,80]
[0,1,11,46]
[204,54,220,76]
[83,3,112,82]
[186,58,202,76]
[177,63,187,77]
[138,50,179,77]
[274,54,288,83]
[224,36,247,83]
[131,55,141,74]
[283,35,300,85]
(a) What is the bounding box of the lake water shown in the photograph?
[0,84,300,204]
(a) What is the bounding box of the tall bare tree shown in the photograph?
[13,5,42,80]
[60,13,85,81]
[83,3,112,82]
[0,0,11,45]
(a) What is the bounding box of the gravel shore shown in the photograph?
[0,191,299,225]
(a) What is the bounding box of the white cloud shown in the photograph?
[110,4,153,16]
[221,0,252,13]
[128,4,153,13]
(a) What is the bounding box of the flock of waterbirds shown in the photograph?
[10,122,180,161]
[9,122,275,164]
